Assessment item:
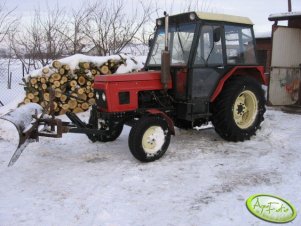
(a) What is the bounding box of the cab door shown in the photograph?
[188,25,225,117]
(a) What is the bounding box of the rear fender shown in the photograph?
[210,66,267,102]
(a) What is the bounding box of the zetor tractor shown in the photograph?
[2,12,267,166]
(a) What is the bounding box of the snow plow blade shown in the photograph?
[1,103,43,166]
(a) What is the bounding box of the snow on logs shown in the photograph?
[20,54,144,115]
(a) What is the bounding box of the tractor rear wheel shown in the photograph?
[211,76,265,141]
[128,116,171,162]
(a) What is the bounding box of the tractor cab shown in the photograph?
[145,12,259,120]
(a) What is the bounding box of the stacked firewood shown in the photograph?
[21,58,126,115]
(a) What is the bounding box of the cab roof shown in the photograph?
[195,12,253,25]
[157,11,253,26]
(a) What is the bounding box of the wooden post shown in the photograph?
[288,0,292,12]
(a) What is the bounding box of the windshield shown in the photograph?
[148,23,196,65]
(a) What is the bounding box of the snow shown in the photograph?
[255,31,271,39]
[1,103,43,133]
[0,106,301,226]
[29,54,146,77]
[268,11,301,21]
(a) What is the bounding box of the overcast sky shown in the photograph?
[4,0,301,34]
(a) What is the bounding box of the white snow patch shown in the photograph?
[0,107,301,226]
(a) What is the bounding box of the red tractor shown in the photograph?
[2,12,267,165]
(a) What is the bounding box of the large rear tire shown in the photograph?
[128,116,171,162]
[211,76,265,141]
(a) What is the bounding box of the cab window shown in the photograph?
[194,25,223,66]
[225,25,256,64]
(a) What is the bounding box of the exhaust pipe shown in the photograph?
[161,11,171,91]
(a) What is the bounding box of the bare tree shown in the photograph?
[0,2,18,45]
[84,0,155,55]
[56,4,92,55]
[11,4,69,72]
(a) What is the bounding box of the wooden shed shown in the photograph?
[267,12,301,107]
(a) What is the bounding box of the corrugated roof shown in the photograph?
[196,12,253,25]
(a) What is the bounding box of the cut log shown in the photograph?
[79,62,90,69]
[42,67,50,74]
[59,109,68,115]
[73,107,84,113]
[51,73,61,81]
[40,77,47,84]
[27,93,35,100]
[55,89,62,98]
[60,95,67,102]
[59,68,65,75]
[100,65,109,74]
[91,69,98,75]
[61,104,69,110]
[81,102,90,110]
[61,76,68,84]
[42,84,48,90]
[52,60,62,69]
[53,81,61,88]
[43,93,50,101]
[70,80,77,87]
[77,88,85,95]
[87,92,94,98]
[78,93,87,101]
[62,64,70,71]
[24,98,31,104]
[32,96,39,103]
[30,78,38,85]
[78,76,86,86]
[88,98,96,105]
[68,99,77,109]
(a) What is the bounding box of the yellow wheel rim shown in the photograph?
[233,90,258,129]
[142,126,165,154]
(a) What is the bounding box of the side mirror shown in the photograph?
[213,27,221,42]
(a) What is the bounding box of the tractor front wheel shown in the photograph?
[211,76,265,141]
[128,116,171,162]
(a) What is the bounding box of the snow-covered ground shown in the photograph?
[0,107,300,226]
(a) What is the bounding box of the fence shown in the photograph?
[0,59,25,106]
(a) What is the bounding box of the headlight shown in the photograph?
[95,92,100,100]
[157,19,162,26]
[189,13,196,20]
[102,92,106,101]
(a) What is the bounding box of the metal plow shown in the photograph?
[0,103,73,166]
[0,102,107,166]
[1,103,43,166]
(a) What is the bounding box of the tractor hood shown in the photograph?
[93,71,172,112]
[94,71,164,82]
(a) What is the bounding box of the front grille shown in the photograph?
[119,91,130,104]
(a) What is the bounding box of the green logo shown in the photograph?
[246,194,297,223]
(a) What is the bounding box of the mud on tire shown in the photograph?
[211,76,266,141]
